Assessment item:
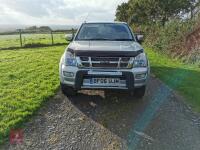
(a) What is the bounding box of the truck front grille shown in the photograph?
[78,56,133,69]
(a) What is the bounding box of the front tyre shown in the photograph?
[60,83,77,96]
[134,86,146,98]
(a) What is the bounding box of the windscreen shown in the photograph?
[75,23,134,41]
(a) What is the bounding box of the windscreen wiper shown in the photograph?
[112,39,133,41]
[86,38,111,41]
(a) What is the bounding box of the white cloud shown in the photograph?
[0,0,128,25]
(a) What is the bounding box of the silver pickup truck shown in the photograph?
[59,22,150,98]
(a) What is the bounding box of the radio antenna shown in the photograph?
[84,12,90,23]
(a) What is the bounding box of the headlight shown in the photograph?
[133,53,147,67]
[65,51,77,66]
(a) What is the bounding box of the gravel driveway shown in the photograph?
[2,76,200,150]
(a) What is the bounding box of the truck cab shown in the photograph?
[59,22,150,98]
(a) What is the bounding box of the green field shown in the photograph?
[0,45,66,143]
[146,48,200,111]
[0,33,67,49]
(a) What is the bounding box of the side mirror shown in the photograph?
[65,34,73,41]
[136,34,144,44]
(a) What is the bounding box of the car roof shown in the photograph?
[82,21,128,25]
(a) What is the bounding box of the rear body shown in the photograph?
[59,22,150,97]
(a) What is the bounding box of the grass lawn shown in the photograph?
[0,33,67,49]
[0,45,65,144]
[146,48,200,111]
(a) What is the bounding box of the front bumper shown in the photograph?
[60,65,149,90]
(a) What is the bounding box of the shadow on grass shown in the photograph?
[151,66,200,111]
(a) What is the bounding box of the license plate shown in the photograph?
[90,78,120,85]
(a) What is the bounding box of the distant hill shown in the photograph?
[0,24,27,33]
[0,24,79,33]
[50,25,79,30]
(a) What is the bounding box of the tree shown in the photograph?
[115,2,130,22]
[156,0,191,25]
[128,0,159,25]
[39,26,52,32]
[116,0,192,26]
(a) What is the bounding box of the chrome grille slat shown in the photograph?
[91,57,119,61]
[77,56,132,69]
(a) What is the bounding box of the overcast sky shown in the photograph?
[0,0,128,25]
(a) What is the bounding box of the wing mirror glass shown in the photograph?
[65,34,74,41]
[136,34,144,44]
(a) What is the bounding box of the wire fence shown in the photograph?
[0,29,76,50]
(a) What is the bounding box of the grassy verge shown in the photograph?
[146,48,200,111]
[0,45,65,144]
[0,33,67,49]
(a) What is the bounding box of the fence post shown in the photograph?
[19,29,22,47]
[51,31,54,45]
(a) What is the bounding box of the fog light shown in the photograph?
[63,71,74,77]
[135,73,146,79]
